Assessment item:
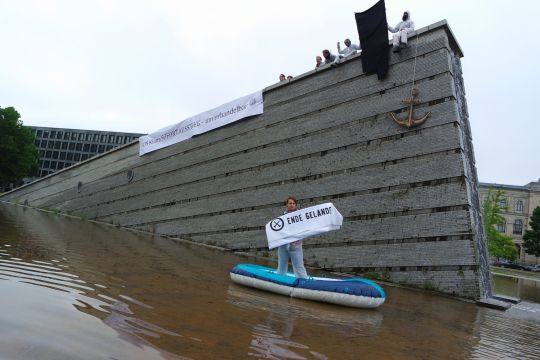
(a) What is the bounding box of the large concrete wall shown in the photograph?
[1,21,491,300]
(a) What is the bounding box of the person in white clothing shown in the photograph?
[388,10,415,53]
[337,38,360,58]
[276,196,308,278]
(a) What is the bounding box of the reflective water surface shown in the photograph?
[1,204,539,359]
[492,274,540,304]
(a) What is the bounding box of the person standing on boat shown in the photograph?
[277,196,308,279]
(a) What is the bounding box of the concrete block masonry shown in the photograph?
[0,21,491,300]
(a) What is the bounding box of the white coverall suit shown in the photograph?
[388,10,415,48]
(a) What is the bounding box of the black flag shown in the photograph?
[355,0,389,80]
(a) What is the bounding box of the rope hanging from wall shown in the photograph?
[388,33,432,128]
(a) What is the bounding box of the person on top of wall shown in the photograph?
[279,74,286,82]
[287,75,293,81]
[337,38,361,58]
[315,55,323,68]
[276,196,308,279]
[388,10,415,53]
[322,49,340,66]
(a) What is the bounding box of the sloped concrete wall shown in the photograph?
[1,21,490,299]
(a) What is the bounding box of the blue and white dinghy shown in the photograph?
[230,264,385,308]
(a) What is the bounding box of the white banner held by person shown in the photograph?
[139,90,263,156]
[265,203,343,250]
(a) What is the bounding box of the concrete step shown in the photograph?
[476,297,512,310]
[492,294,521,304]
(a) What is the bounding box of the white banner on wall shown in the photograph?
[265,203,344,250]
[139,90,264,156]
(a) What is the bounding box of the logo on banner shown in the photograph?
[249,97,257,106]
[270,218,285,231]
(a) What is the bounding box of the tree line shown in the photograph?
[0,106,39,191]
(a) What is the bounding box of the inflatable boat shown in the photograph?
[230,264,385,308]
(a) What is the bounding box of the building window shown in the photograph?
[54,141,61,149]
[513,219,523,235]
[101,134,107,142]
[67,153,73,161]
[43,131,49,138]
[109,135,114,143]
[76,143,82,151]
[516,200,524,213]
[90,144,97,153]
[81,154,88,161]
[51,131,57,138]
[46,151,52,158]
[62,142,68,150]
[71,133,77,140]
[43,160,50,168]
[83,143,90,152]
[69,143,75,150]
[37,130,43,137]
[56,132,63,139]
[498,199,507,210]
[497,219,506,233]
[64,132,70,140]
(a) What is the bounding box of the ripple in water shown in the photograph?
[0,246,188,360]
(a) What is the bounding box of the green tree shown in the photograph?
[482,189,517,261]
[523,206,540,264]
[0,106,39,187]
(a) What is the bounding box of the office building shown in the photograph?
[30,126,144,178]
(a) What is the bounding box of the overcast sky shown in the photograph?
[1,0,538,185]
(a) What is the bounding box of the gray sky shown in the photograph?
[1,0,538,186]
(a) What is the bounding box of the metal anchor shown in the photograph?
[388,87,431,128]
